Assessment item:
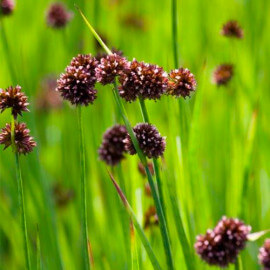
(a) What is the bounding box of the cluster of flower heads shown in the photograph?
[46,2,73,28]
[98,123,166,166]
[0,86,36,155]
[195,216,251,267]
[212,20,243,87]
[56,52,197,107]
[0,0,15,16]
[259,239,270,270]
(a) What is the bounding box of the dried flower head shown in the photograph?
[213,64,234,86]
[46,2,73,28]
[195,216,251,267]
[124,123,166,159]
[167,68,196,98]
[0,122,36,155]
[36,76,62,111]
[95,48,123,62]
[98,124,128,166]
[96,53,129,85]
[259,239,270,270]
[119,59,168,102]
[0,0,14,16]
[144,206,158,229]
[56,54,98,106]
[221,20,243,39]
[0,86,29,118]
[138,162,154,177]
[52,183,75,208]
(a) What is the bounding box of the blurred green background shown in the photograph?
[0,0,270,269]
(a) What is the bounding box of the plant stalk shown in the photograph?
[77,107,90,270]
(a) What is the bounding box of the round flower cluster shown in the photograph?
[0,0,15,16]
[259,239,270,270]
[213,64,234,86]
[195,216,251,267]
[221,20,243,39]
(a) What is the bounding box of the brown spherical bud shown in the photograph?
[0,0,15,16]
[195,216,251,267]
[221,20,243,39]
[0,86,29,119]
[95,48,124,62]
[98,124,128,166]
[144,206,158,229]
[119,59,168,102]
[0,122,37,155]
[213,64,234,86]
[95,53,129,85]
[167,68,196,98]
[124,123,166,159]
[259,239,270,270]
[52,183,75,208]
[138,162,154,177]
[56,54,98,106]
[46,2,73,28]
[36,76,62,111]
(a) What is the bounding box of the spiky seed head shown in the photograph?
[56,54,98,106]
[221,20,243,39]
[195,216,251,267]
[98,124,128,166]
[0,86,29,118]
[259,239,270,270]
[213,64,234,86]
[124,123,166,159]
[46,2,73,28]
[0,122,37,155]
[95,53,129,85]
[95,48,124,62]
[0,0,15,16]
[167,68,196,98]
[119,59,168,102]
[144,206,159,229]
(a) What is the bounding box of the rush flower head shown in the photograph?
[0,0,15,16]
[124,123,166,159]
[46,2,73,28]
[95,48,123,62]
[98,124,128,166]
[0,122,37,155]
[95,53,129,85]
[213,64,234,86]
[259,239,270,270]
[221,20,243,39]
[56,54,98,106]
[119,59,168,102]
[144,206,159,229]
[167,68,196,98]
[195,216,251,267]
[52,183,75,208]
[0,86,29,118]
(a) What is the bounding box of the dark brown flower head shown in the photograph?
[0,86,29,118]
[52,183,75,208]
[144,206,159,229]
[124,123,166,159]
[36,76,62,111]
[96,53,129,85]
[259,239,270,270]
[56,54,98,106]
[221,20,243,39]
[0,0,14,16]
[95,48,123,62]
[46,2,73,28]
[195,216,251,267]
[0,122,37,155]
[98,124,128,166]
[213,64,234,86]
[119,59,168,102]
[167,68,196,98]
[122,13,147,31]
[138,162,154,177]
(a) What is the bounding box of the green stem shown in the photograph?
[235,256,243,270]
[77,107,90,270]
[15,152,31,270]
[172,0,179,68]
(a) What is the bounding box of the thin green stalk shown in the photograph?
[36,225,41,270]
[235,256,243,270]
[171,0,179,67]
[108,171,162,270]
[77,107,90,270]
[15,152,31,270]
[77,8,174,268]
